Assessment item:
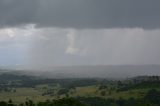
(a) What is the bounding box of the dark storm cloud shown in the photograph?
[0,0,160,29]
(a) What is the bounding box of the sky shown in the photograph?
[0,0,160,69]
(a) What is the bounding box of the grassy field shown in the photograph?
[72,86,151,99]
[0,84,157,103]
[0,88,47,103]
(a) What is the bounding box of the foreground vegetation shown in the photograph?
[0,73,160,106]
[1,89,160,106]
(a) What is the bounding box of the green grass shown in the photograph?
[0,88,54,103]
[70,86,160,99]
[0,84,159,103]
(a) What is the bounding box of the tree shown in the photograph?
[57,88,69,95]
[144,89,160,104]
[100,91,106,96]
[8,99,14,106]
[116,97,125,106]
[117,81,123,87]
[0,101,7,106]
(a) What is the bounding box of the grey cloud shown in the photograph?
[0,0,160,29]
[26,28,160,68]
[1,26,160,68]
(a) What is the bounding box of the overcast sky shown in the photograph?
[0,0,160,69]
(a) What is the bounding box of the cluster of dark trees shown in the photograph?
[0,87,16,93]
[0,74,102,89]
[2,73,159,90]
[0,98,87,106]
[0,89,160,106]
[116,76,160,91]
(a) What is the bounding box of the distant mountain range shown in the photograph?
[1,65,160,79]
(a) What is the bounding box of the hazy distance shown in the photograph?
[0,0,160,78]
